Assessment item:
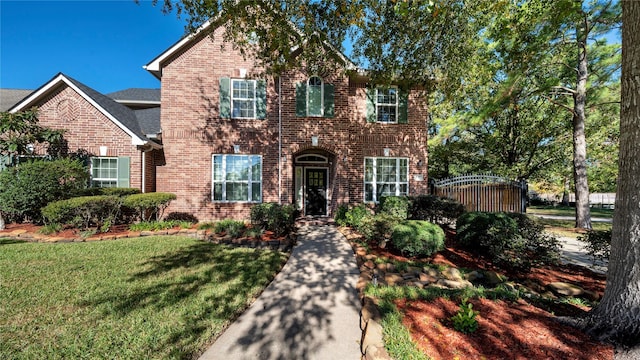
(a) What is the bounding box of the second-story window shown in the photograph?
[376,87,398,123]
[307,76,323,117]
[231,79,256,119]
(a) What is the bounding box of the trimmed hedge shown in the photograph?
[344,204,372,228]
[123,192,176,222]
[74,187,141,197]
[379,196,410,220]
[356,213,399,246]
[41,195,121,232]
[391,220,445,257]
[409,195,465,224]
[250,202,296,236]
[456,212,560,271]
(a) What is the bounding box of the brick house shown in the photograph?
[6,21,430,221]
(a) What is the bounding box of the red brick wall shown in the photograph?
[158,26,430,221]
[34,85,143,190]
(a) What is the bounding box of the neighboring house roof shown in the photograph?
[134,107,161,136]
[9,73,161,149]
[107,88,161,108]
[144,18,356,79]
[0,89,33,111]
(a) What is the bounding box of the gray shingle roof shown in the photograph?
[0,89,33,111]
[107,88,160,103]
[134,107,161,135]
[63,74,149,141]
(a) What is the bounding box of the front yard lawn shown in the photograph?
[527,205,614,218]
[0,236,287,359]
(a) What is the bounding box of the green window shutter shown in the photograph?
[295,82,307,117]
[366,87,376,123]
[219,77,231,119]
[323,83,335,118]
[256,79,267,119]
[398,89,409,124]
[117,157,130,188]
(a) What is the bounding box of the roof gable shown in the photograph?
[9,73,150,146]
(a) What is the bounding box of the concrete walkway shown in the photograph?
[556,235,608,274]
[532,214,613,223]
[199,225,362,360]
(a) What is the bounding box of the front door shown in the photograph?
[305,168,327,216]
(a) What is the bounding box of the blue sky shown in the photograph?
[1,0,187,93]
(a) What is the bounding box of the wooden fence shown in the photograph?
[432,174,527,213]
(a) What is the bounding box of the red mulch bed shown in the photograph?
[368,228,613,359]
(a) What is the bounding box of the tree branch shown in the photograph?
[542,94,575,113]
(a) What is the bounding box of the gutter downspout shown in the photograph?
[278,76,282,204]
[141,150,146,193]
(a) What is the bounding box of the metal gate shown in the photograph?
[432,174,527,213]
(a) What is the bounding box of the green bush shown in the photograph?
[128,220,192,232]
[356,213,400,248]
[0,158,89,223]
[379,196,410,220]
[165,212,199,224]
[344,204,371,227]
[390,220,445,257]
[122,192,176,222]
[213,219,246,237]
[450,301,479,333]
[334,204,349,226]
[578,230,611,264]
[409,195,465,225]
[250,203,296,236]
[456,212,560,271]
[73,187,141,197]
[41,195,121,232]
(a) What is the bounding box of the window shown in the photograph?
[364,157,408,202]
[231,79,256,119]
[307,76,323,116]
[212,155,262,202]
[91,157,118,188]
[376,87,398,123]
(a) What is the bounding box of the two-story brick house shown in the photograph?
[143,22,429,220]
[7,20,429,221]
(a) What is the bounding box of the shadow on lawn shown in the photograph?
[0,238,27,245]
[78,241,286,359]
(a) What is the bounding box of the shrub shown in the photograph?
[409,195,465,225]
[213,219,246,237]
[344,204,371,227]
[122,192,176,222]
[197,222,216,230]
[245,226,264,239]
[456,211,560,271]
[450,300,479,333]
[378,196,410,220]
[41,195,121,232]
[0,158,89,223]
[38,223,62,235]
[73,187,141,197]
[165,212,199,224]
[250,203,296,236]
[355,213,401,249]
[390,220,445,257]
[128,220,192,231]
[578,230,611,264]
[334,204,349,226]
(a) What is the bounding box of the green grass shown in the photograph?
[534,217,612,238]
[527,205,614,218]
[0,236,288,359]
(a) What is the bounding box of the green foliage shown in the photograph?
[450,300,480,334]
[128,220,192,232]
[378,196,410,220]
[74,187,141,197]
[244,226,264,239]
[38,223,62,235]
[390,220,445,257]
[0,158,89,223]
[409,195,466,224]
[250,202,296,236]
[197,222,216,230]
[122,192,176,222]
[343,204,371,228]
[334,204,349,226]
[41,195,121,232]
[578,230,611,264]
[213,219,247,237]
[456,212,560,271]
[0,108,65,159]
[356,213,398,247]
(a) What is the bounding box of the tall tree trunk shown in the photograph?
[0,213,5,230]
[584,1,640,346]
[573,15,592,229]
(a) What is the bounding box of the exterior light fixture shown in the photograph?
[384,148,390,157]
[233,144,241,154]
[311,136,319,147]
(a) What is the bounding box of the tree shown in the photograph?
[580,0,640,347]
[0,108,66,229]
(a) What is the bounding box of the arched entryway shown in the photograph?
[293,149,335,216]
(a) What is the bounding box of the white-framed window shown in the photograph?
[307,76,323,117]
[231,79,257,119]
[91,157,118,188]
[212,154,262,202]
[364,157,409,202]
[376,87,398,123]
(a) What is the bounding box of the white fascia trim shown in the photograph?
[10,74,147,146]
[144,19,214,76]
[114,100,161,106]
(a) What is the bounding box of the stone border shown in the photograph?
[1,228,296,252]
